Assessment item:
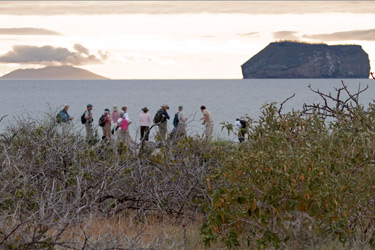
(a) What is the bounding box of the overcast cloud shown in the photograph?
[0,28,61,35]
[303,29,375,41]
[0,44,105,66]
[273,31,299,41]
[0,1,373,15]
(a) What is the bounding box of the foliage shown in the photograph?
[1,81,375,249]
[0,115,222,249]
[202,84,375,249]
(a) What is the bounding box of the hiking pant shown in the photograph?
[176,123,187,138]
[159,121,167,141]
[118,129,133,145]
[205,122,214,141]
[102,123,112,141]
[61,122,72,135]
[140,126,150,142]
[238,128,245,142]
[85,123,93,141]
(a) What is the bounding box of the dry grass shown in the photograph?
[53,212,208,249]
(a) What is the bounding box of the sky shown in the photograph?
[0,1,374,79]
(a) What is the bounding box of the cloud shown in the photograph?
[303,29,375,41]
[0,44,105,66]
[0,28,61,35]
[273,31,300,41]
[73,43,89,55]
[0,2,374,15]
[237,32,259,38]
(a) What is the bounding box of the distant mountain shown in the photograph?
[0,66,109,79]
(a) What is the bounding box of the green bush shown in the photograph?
[202,101,375,249]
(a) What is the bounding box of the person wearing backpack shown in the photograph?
[234,118,246,143]
[117,110,133,145]
[100,108,112,142]
[155,104,170,141]
[170,107,179,137]
[83,104,94,142]
[175,105,188,138]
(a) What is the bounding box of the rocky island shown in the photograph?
[241,41,370,78]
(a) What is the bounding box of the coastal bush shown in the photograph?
[0,115,221,249]
[202,83,375,249]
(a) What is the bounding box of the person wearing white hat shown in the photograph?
[111,105,121,136]
[59,104,73,134]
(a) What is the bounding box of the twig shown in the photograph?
[278,93,296,115]
[0,114,8,123]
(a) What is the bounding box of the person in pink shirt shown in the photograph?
[139,107,152,143]
[111,105,121,134]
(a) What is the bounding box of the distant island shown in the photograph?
[0,65,109,79]
[241,41,370,78]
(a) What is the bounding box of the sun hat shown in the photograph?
[142,107,149,112]
[104,108,110,112]
[161,104,169,109]
[87,104,93,108]
[113,105,118,111]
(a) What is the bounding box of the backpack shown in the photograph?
[120,117,129,130]
[173,112,179,128]
[98,114,106,127]
[240,120,246,129]
[153,109,164,124]
[56,113,62,124]
[81,111,87,124]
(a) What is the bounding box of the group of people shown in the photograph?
[58,104,215,144]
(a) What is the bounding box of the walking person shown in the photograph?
[154,104,170,142]
[175,105,188,138]
[111,105,121,135]
[234,118,246,143]
[83,104,94,142]
[170,108,179,137]
[117,110,133,145]
[200,106,214,141]
[139,107,152,143]
[59,104,73,134]
[100,108,112,142]
[122,106,134,143]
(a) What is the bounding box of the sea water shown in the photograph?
[0,79,373,141]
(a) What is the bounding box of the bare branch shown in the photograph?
[278,93,296,115]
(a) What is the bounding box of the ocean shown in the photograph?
[0,79,373,141]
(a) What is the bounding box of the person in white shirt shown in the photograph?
[176,106,188,138]
[234,118,245,142]
[139,107,152,143]
[84,104,94,142]
[118,107,134,145]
